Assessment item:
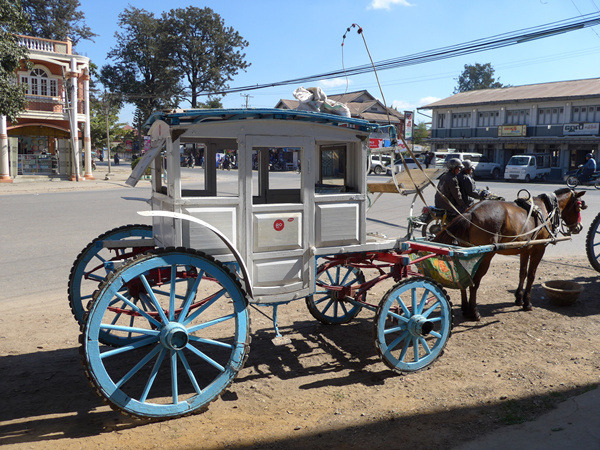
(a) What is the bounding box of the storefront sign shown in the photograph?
[563,122,600,135]
[404,111,414,140]
[498,125,526,137]
[369,138,383,149]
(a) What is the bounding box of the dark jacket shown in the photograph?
[457,172,483,207]
[435,170,467,213]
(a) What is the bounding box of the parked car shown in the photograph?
[369,154,393,175]
[390,157,422,174]
[504,153,552,182]
[441,152,503,179]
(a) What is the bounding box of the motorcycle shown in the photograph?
[565,166,600,189]
[408,189,505,240]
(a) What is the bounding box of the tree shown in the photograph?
[454,63,504,93]
[161,6,249,108]
[21,0,96,47]
[100,7,182,129]
[89,94,125,151]
[413,122,429,145]
[198,97,223,109]
[0,0,30,122]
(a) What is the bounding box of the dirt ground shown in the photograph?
[1,253,599,449]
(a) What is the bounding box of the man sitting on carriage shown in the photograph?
[434,158,468,216]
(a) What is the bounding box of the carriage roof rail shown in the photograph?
[143,108,384,133]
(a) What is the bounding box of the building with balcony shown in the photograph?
[420,77,600,178]
[0,35,92,182]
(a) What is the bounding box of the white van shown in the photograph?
[504,154,552,182]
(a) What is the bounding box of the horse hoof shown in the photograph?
[463,311,481,321]
[523,304,533,312]
[515,298,523,306]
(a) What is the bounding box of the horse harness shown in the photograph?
[514,192,561,242]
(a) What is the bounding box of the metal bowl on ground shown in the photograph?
[542,280,583,306]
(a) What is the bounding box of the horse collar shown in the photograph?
[539,193,560,232]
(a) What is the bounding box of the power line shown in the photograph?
[208,12,600,96]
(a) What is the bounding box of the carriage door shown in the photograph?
[245,135,313,302]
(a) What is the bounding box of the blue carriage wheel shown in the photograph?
[374,277,452,373]
[305,264,364,325]
[82,248,250,419]
[68,224,153,327]
[586,212,600,273]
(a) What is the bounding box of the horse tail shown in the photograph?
[434,212,471,245]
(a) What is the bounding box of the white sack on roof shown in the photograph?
[293,87,351,118]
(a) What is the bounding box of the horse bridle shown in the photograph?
[559,189,586,235]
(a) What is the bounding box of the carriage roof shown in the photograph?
[145,108,383,133]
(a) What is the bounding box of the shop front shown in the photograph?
[8,125,74,177]
[569,144,598,170]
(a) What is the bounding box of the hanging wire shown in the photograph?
[210,12,600,97]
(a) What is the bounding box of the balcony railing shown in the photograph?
[24,95,84,115]
[17,35,72,55]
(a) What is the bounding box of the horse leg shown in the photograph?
[461,289,468,313]
[464,253,493,321]
[522,248,545,311]
[515,253,529,306]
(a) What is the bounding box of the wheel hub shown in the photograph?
[160,322,189,350]
[407,314,434,336]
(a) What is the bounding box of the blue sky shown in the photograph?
[75,0,600,124]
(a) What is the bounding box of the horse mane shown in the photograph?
[553,187,572,197]
[433,212,472,245]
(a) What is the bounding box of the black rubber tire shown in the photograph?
[373,165,383,175]
[566,176,579,188]
[585,212,600,273]
[524,174,531,183]
[421,217,444,240]
[594,179,600,190]
[492,168,500,180]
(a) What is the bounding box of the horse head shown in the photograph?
[556,188,586,235]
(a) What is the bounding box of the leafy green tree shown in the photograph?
[21,0,96,46]
[100,6,182,128]
[413,122,429,145]
[0,0,30,122]
[198,97,224,109]
[454,63,504,93]
[161,7,249,108]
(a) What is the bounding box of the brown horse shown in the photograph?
[434,188,586,321]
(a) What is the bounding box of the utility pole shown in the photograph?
[241,93,253,108]
[105,90,112,175]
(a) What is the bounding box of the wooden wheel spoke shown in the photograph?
[116,344,162,389]
[187,314,235,333]
[186,344,225,372]
[140,348,167,403]
[177,350,202,395]
[182,288,226,325]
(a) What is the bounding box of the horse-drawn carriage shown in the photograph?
[68,108,584,420]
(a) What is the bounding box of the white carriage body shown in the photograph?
[132,109,397,303]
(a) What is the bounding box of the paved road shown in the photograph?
[1,169,598,304]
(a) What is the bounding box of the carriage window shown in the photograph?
[177,141,239,198]
[317,145,348,193]
[252,147,301,204]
